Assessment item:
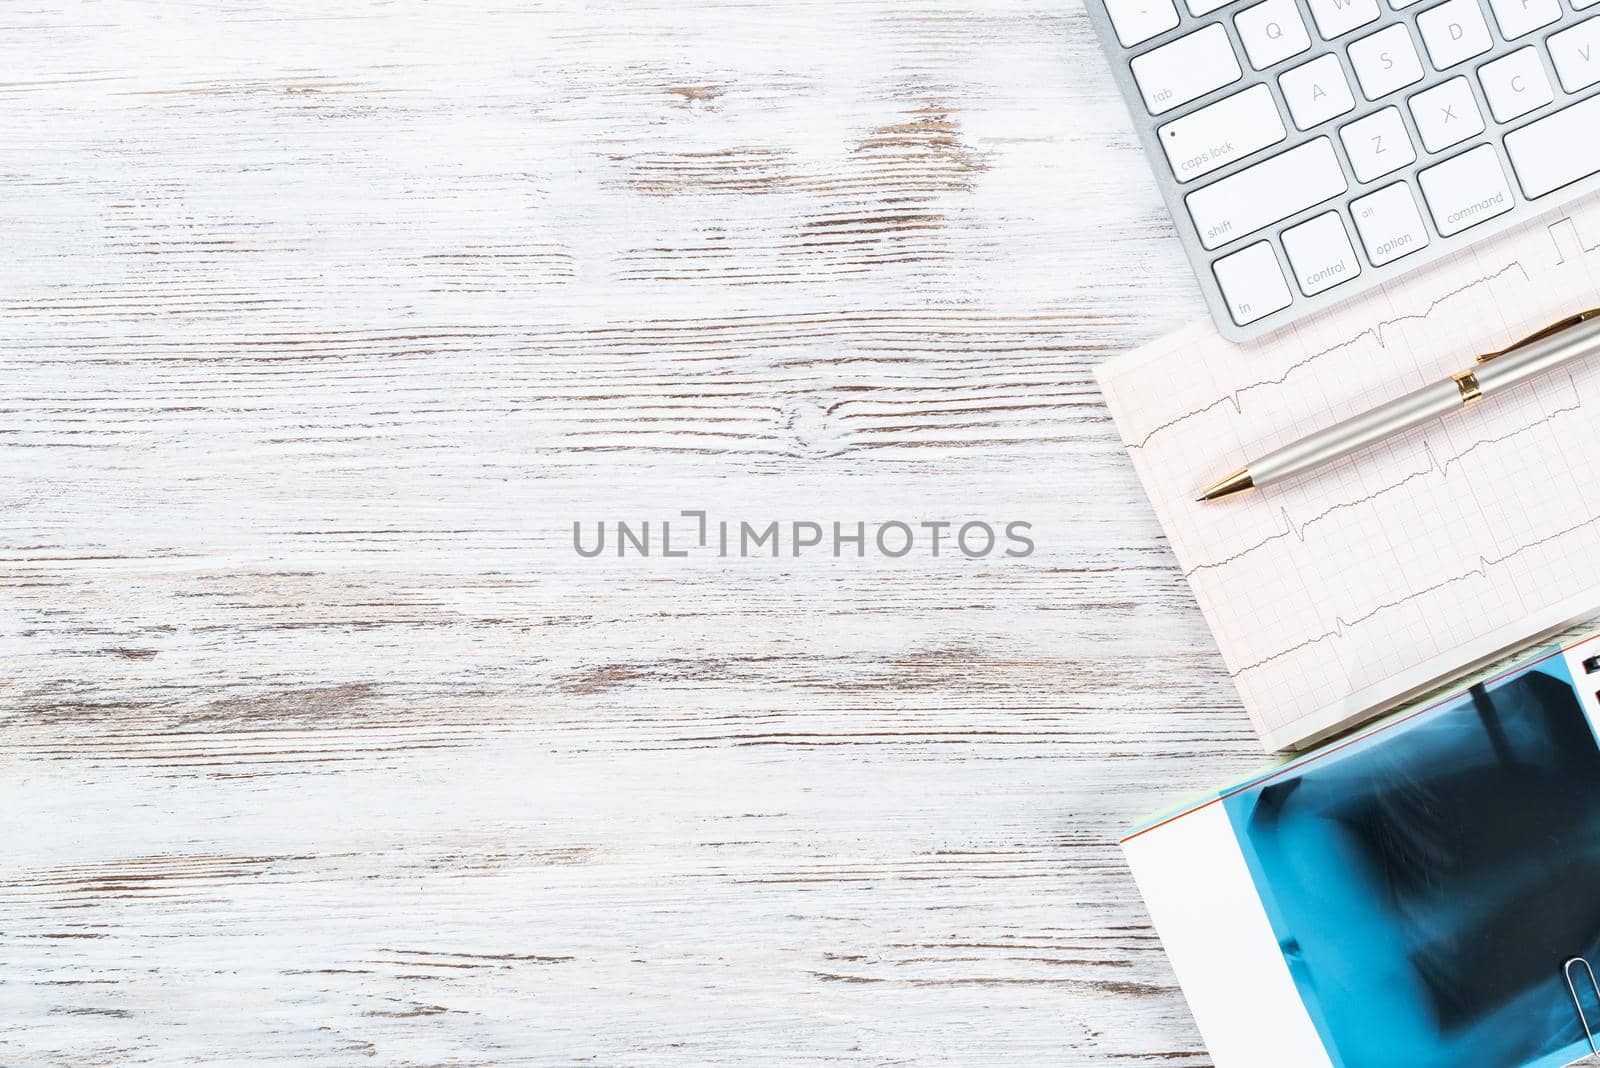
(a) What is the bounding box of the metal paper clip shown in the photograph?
[1565,957,1600,1055]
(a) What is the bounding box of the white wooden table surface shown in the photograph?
[4,2,1268,1063]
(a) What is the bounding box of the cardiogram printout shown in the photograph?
[1099,200,1600,752]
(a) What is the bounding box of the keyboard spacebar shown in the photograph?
[1505,96,1600,199]
[1187,138,1348,251]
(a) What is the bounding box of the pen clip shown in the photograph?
[1476,307,1600,363]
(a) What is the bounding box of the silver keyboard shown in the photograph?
[1088,0,1600,340]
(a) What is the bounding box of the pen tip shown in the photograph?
[1197,467,1255,502]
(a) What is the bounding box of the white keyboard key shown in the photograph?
[1186,137,1349,249]
[1505,94,1600,197]
[1417,0,1494,69]
[1187,0,1233,14]
[1131,25,1243,115]
[1408,76,1484,153]
[1339,106,1417,182]
[1548,18,1600,93]
[1236,0,1312,68]
[1417,144,1514,235]
[1351,182,1430,265]
[1307,0,1381,38]
[1348,25,1426,99]
[1390,0,1426,9]
[1212,241,1293,325]
[1281,211,1364,295]
[1280,54,1357,129]
[1576,0,1600,10]
[1486,0,1560,39]
[1478,47,1555,122]
[1158,85,1288,182]
[1105,0,1181,47]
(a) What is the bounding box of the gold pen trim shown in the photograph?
[1453,369,1483,406]
[1476,307,1600,364]
[1197,467,1254,502]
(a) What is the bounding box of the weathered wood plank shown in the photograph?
[1,0,1254,1062]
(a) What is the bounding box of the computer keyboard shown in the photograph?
[1087,0,1600,340]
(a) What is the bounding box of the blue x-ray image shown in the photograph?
[1225,652,1600,1068]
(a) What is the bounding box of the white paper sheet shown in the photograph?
[1098,201,1600,751]
[1123,804,1331,1068]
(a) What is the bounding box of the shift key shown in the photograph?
[1186,138,1348,250]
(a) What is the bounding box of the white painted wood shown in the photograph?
[2,1,1263,1062]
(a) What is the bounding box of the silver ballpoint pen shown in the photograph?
[1198,307,1600,502]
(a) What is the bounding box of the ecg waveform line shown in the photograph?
[1549,216,1600,264]
[1182,379,1585,576]
[1230,509,1600,677]
[1126,259,1532,451]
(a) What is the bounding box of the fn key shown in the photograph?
[1213,242,1292,326]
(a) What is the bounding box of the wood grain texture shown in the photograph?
[4,1,1263,1063]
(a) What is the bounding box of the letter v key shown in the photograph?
[1550,18,1600,93]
